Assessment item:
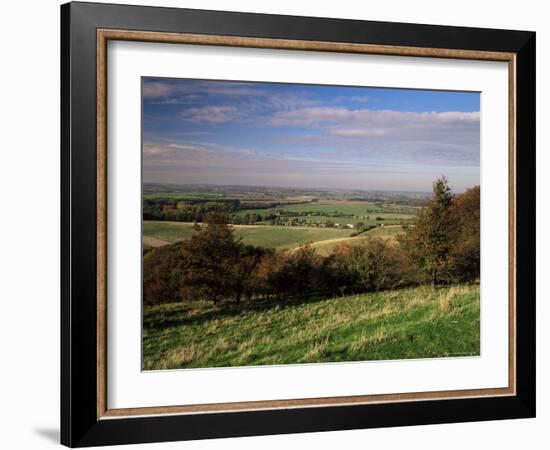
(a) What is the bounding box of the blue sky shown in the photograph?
[142,78,480,192]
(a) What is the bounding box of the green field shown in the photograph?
[310,225,405,255]
[233,200,416,227]
[283,214,411,226]
[143,284,480,370]
[273,202,414,215]
[364,225,406,240]
[143,221,353,250]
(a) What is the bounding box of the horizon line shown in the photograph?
[142,181,478,195]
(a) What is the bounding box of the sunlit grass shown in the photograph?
[143,283,480,370]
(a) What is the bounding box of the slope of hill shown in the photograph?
[143,284,480,370]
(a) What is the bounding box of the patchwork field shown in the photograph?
[143,221,354,250]
[143,284,480,370]
[271,202,414,215]
[234,200,417,226]
[143,220,407,254]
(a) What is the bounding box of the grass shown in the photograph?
[143,221,199,242]
[363,225,406,240]
[143,221,353,250]
[143,283,480,370]
[306,225,405,256]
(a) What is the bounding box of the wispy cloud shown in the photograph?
[142,81,178,98]
[142,80,266,99]
[180,106,245,124]
[269,107,479,129]
[143,141,478,191]
[142,78,480,191]
[265,107,480,165]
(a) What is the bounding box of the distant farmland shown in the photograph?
[143,220,407,254]
[233,200,417,226]
[143,220,355,250]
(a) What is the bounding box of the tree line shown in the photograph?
[143,199,240,222]
[143,198,315,223]
[143,178,479,307]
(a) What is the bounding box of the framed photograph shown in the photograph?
[61,2,536,447]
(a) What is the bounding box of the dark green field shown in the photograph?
[143,284,480,370]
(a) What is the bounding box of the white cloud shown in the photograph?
[142,80,267,99]
[142,82,178,98]
[142,81,480,191]
[269,107,354,126]
[267,107,479,160]
[269,107,479,128]
[180,106,244,124]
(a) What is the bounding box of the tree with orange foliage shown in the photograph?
[450,185,480,282]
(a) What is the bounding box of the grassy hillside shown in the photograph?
[143,221,353,250]
[310,225,405,255]
[143,284,480,370]
[366,225,406,239]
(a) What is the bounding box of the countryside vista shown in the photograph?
[141,78,481,370]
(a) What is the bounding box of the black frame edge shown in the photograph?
[60,2,72,447]
[62,2,102,446]
[60,2,536,447]
[514,32,536,418]
[76,396,535,447]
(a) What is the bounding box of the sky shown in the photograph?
[142,78,480,193]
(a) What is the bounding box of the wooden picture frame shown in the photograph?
[61,2,535,447]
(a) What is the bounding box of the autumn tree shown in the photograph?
[450,185,480,282]
[326,238,415,295]
[143,242,187,305]
[399,177,458,286]
[321,247,360,297]
[230,244,268,303]
[284,244,322,297]
[180,211,242,305]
